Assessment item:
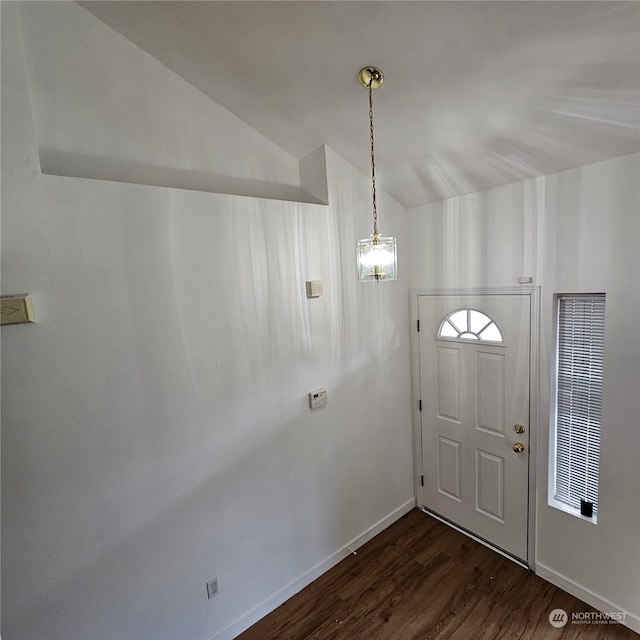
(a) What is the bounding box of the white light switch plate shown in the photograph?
[306,281,323,298]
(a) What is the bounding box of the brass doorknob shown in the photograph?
[513,442,525,453]
[514,424,525,434]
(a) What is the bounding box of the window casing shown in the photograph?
[551,294,605,521]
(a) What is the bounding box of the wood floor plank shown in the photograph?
[236,510,638,640]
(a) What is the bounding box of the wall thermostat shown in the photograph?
[1,294,35,325]
[309,388,327,409]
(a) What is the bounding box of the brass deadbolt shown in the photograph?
[514,424,526,434]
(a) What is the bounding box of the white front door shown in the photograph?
[419,294,530,562]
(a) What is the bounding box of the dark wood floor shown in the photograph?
[237,509,638,640]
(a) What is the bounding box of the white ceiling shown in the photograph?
[81,1,640,209]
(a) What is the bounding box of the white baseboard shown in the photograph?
[536,562,640,635]
[212,498,416,640]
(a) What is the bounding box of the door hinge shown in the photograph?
[419,399,422,412]
[420,475,424,486]
[417,319,420,332]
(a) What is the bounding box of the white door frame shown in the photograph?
[410,286,540,569]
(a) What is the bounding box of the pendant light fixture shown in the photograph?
[356,66,397,282]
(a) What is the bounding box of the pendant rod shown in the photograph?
[358,66,384,242]
[368,80,378,240]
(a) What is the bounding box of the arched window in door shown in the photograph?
[437,308,504,343]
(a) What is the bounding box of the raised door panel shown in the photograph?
[438,436,462,502]
[436,347,461,423]
[476,449,505,523]
[475,351,505,437]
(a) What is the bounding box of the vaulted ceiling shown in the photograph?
[81,1,640,209]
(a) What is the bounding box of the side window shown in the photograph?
[550,293,605,521]
[437,308,503,343]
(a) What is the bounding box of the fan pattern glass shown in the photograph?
[438,308,503,343]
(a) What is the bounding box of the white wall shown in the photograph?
[535,155,640,627]
[409,153,640,630]
[17,1,319,204]
[1,4,413,639]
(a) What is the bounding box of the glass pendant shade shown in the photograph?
[356,236,397,282]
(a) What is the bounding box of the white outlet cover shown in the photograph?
[206,577,219,599]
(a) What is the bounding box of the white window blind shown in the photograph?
[554,294,605,516]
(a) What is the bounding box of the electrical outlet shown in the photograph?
[206,576,219,600]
